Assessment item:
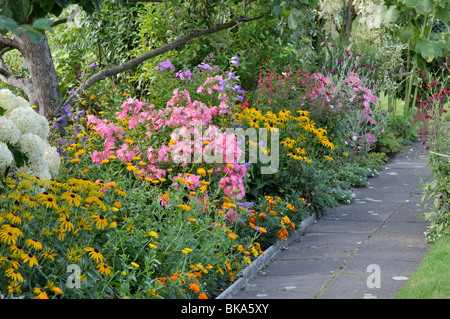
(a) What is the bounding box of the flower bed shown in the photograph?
[0,53,418,299]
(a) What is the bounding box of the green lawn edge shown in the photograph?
[395,235,450,299]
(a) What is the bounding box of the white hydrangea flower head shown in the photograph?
[0,116,21,145]
[6,106,42,135]
[44,142,61,178]
[36,115,50,140]
[18,133,45,160]
[0,141,13,175]
[0,89,19,113]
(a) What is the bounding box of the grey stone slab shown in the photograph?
[304,219,383,234]
[363,232,428,248]
[353,244,429,262]
[321,210,394,222]
[388,209,426,222]
[358,184,416,194]
[316,273,409,299]
[341,255,420,276]
[261,258,346,276]
[297,232,371,246]
[353,193,414,204]
[276,243,355,260]
[376,221,429,234]
[230,274,333,299]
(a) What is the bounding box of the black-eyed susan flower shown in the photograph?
[75,217,92,233]
[57,215,75,232]
[91,213,108,229]
[9,244,25,258]
[2,224,23,238]
[5,268,24,282]
[33,287,48,299]
[5,212,22,225]
[41,247,57,261]
[25,238,43,251]
[52,227,67,241]
[21,252,38,267]
[7,281,22,294]
[0,230,17,245]
[66,246,84,263]
[60,191,82,207]
[84,247,103,263]
[0,256,20,269]
[96,262,113,276]
[39,194,58,210]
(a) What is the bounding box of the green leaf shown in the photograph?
[0,106,5,116]
[0,14,21,35]
[404,0,433,14]
[415,37,445,62]
[272,4,282,16]
[20,24,45,43]
[11,0,31,23]
[398,24,415,43]
[435,7,450,23]
[9,144,29,168]
[287,13,298,30]
[32,18,54,33]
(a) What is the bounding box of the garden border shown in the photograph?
[215,213,318,299]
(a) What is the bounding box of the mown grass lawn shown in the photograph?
[395,235,450,299]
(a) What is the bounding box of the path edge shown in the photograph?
[215,213,317,299]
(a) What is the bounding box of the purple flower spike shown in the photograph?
[231,55,239,67]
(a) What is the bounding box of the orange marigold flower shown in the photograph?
[278,229,289,240]
[198,293,208,299]
[189,283,200,293]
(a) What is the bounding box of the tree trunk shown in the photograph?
[19,33,61,119]
[345,0,353,36]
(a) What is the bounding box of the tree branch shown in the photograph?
[0,35,21,50]
[51,5,81,28]
[63,13,264,108]
[0,56,35,102]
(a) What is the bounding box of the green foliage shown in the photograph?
[0,0,105,42]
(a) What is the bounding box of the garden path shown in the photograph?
[222,142,432,299]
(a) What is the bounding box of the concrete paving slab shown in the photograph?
[304,219,383,234]
[276,243,355,260]
[296,232,371,246]
[230,274,333,299]
[352,244,429,262]
[363,232,428,248]
[316,273,410,299]
[321,209,394,222]
[341,255,420,276]
[388,209,426,222]
[261,258,347,276]
[376,221,429,234]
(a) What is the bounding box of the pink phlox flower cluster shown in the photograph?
[218,162,247,200]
